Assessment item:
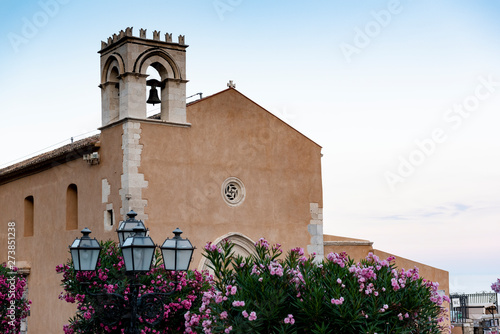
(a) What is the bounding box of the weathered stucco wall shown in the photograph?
[139,89,324,267]
[0,125,123,333]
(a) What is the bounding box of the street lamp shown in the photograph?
[69,227,101,271]
[69,211,195,334]
[116,210,147,246]
[161,228,195,271]
[121,225,156,273]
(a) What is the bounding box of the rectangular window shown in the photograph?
[106,209,114,226]
[66,184,78,230]
[24,196,34,237]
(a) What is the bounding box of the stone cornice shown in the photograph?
[98,117,191,131]
[324,241,373,246]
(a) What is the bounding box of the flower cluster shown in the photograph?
[492,278,500,293]
[0,264,31,334]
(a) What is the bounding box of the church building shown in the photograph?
[0,27,448,333]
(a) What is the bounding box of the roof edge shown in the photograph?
[0,135,100,185]
[188,88,323,149]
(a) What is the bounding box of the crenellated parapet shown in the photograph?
[100,27,186,50]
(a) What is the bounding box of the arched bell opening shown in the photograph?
[137,49,186,123]
[108,67,120,123]
[146,66,162,117]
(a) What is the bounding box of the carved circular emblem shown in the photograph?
[222,177,245,206]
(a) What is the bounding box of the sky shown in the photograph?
[1,0,500,294]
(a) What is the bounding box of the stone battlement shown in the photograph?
[100,27,185,50]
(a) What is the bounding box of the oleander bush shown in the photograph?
[184,239,450,334]
[0,263,31,334]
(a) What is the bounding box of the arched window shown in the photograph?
[197,233,256,272]
[108,66,120,122]
[146,66,162,117]
[66,184,78,230]
[24,196,34,237]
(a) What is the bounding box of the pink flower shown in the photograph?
[284,314,295,324]
[242,310,249,318]
[492,279,500,293]
[248,311,257,321]
[232,300,245,307]
[291,247,305,256]
[331,297,344,305]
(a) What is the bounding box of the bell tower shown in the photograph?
[99,27,188,126]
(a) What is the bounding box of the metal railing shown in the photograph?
[450,293,498,323]
[450,294,469,323]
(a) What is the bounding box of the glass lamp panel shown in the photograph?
[133,247,155,272]
[71,248,80,270]
[176,249,193,271]
[162,238,176,248]
[177,239,193,249]
[121,237,134,272]
[162,248,176,271]
[80,238,97,247]
[81,239,100,271]
[89,248,100,271]
[176,239,194,271]
[79,249,96,271]
[122,247,133,272]
[122,236,155,272]
[161,238,177,270]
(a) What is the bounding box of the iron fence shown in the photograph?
[450,293,498,323]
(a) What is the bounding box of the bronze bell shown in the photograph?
[146,86,161,105]
[146,79,162,105]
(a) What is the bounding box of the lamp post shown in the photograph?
[69,211,195,334]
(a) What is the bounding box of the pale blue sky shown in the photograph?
[1,0,500,293]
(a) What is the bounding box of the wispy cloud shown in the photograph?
[378,202,471,221]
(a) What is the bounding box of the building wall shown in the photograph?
[0,125,123,333]
[138,89,324,267]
